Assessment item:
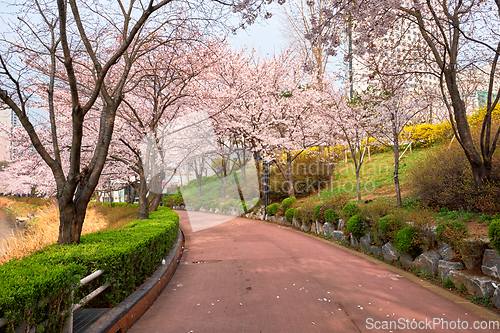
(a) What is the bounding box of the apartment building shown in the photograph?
[0,106,21,162]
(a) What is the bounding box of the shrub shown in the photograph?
[221,202,230,212]
[408,140,500,212]
[346,214,367,240]
[488,220,500,252]
[102,202,111,207]
[163,195,176,208]
[293,207,300,219]
[435,220,469,249]
[193,204,201,211]
[173,193,184,206]
[296,199,318,225]
[341,202,360,220]
[266,203,279,216]
[379,214,406,242]
[282,197,297,211]
[0,207,179,332]
[361,200,395,224]
[324,209,339,228]
[252,197,260,207]
[314,204,323,221]
[285,208,294,222]
[395,226,424,257]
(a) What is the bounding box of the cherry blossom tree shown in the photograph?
[322,85,375,201]
[207,49,327,198]
[0,0,284,244]
[308,0,500,187]
[363,75,433,206]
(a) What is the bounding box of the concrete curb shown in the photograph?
[258,219,500,322]
[83,228,185,333]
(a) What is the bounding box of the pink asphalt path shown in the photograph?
[128,211,499,333]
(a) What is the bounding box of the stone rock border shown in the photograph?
[255,215,500,318]
[82,228,185,333]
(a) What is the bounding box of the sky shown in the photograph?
[228,10,289,57]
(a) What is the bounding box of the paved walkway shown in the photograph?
[129,211,499,332]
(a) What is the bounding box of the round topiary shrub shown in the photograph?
[346,214,367,240]
[435,220,469,249]
[314,204,323,221]
[293,207,300,220]
[285,208,294,222]
[266,203,279,216]
[193,204,201,211]
[395,226,424,257]
[282,197,297,211]
[378,214,406,242]
[342,202,360,220]
[324,209,339,228]
[252,197,260,207]
[488,220,500,252]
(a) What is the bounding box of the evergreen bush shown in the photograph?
[346,214,366,240]
[488,220,500,252]
[266,203,279,216]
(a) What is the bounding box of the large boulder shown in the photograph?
[482,249,500,279]
[293,218,301,228]
[437,244,456,261]
[413,251,441,276]
[337,219,345,231]
[332,230,346,243]
[492,287,500,309]
[301,222,311,232]
[360,233,372,252]
[438,260,464,281]
[400,253,414,269]
[371,246,382,256]
[351,236,359,248]
[316,221,324,234]
[323,222,334,236]
[448,270,497,297]
[382,242,400,261]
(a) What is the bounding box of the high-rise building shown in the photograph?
[0,105,21,161]
[347,10,447,121]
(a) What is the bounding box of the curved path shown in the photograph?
[129,211,499,332]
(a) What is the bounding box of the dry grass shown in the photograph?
[0,198,138,264]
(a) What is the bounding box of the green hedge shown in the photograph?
[266,203,279,216]
[0,207,179,332]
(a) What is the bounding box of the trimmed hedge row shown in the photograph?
[0,207,179,333]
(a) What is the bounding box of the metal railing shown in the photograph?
[0,270,109,333]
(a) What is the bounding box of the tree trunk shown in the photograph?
[393,146,402,208]
[135,178,149,220]
[445,69,489,187]
[126,185,135,205]
[255,155,264,200]
[286,152,295,198]
[355,167,361,201]
[196,173,202,199]
[241,163,247,187]
[221,177,226,198]
[149,193,161,212]
[58,200,87,244]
